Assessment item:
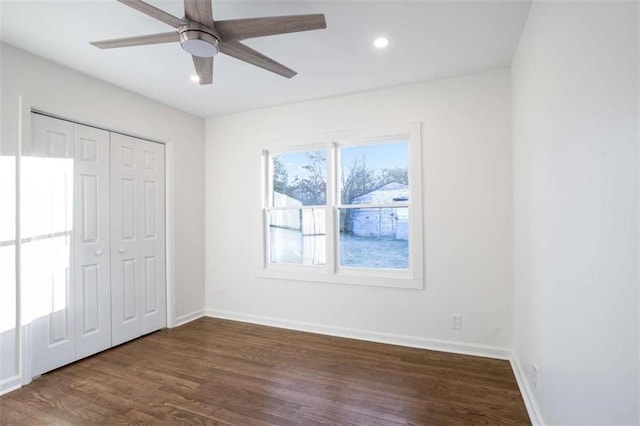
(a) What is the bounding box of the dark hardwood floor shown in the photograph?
[0,317,530,425]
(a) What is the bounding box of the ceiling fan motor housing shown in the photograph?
[179,22,220,57]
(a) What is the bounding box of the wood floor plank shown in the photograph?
[0,317,530,425]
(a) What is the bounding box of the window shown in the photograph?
[261,124,423,289]
[268,149,327,266]
[339,141,409,270]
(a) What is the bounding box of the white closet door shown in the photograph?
[110,133,142,345]
[29,114,76,376]
[111,133,165,346]
[73,124,111,359]
[138,139,166,334]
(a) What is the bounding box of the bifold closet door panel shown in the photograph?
[138,139,166,335]
[111,133,143,345]
[29,114,76,376]
[73,124,111,359]
[111,133,166,346]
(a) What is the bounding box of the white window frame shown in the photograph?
[258,123,423,289]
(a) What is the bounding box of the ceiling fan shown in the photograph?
[91,0,327,84]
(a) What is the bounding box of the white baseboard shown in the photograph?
[205,309,511,360]
[510,355,544,425]
[0,375,21,396]
[174,310,205,327]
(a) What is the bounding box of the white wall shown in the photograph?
[512,2,639,424]
[0,43,205,391]
[204,68,514,356]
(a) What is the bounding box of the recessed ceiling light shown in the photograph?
[190,74,200,83]
[373,37,389,49]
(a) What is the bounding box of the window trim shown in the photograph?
[258,123,423,289]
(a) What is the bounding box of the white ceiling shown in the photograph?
[0,0,531,118]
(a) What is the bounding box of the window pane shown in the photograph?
[340,141,408,205]
[272,150,326,206]
[339,207,408,269]
[269,208,326,265]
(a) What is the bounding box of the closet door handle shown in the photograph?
[95,249,103,256]
[118,247,125,254]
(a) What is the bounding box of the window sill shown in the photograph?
[256,267,424,290]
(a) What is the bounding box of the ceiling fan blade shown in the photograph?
[215,14,326,41]
[184,0,214,28]
[90,32,179,49]
[118,0,185,28]
[220,40,296,78]
[192,55,213,84]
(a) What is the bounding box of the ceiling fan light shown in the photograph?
[179,30,220,57]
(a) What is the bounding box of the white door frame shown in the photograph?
[16,96,177,387]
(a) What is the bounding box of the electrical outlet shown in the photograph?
[218,291,225,304]
[532,364,538,389]
[451,314,462,330]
